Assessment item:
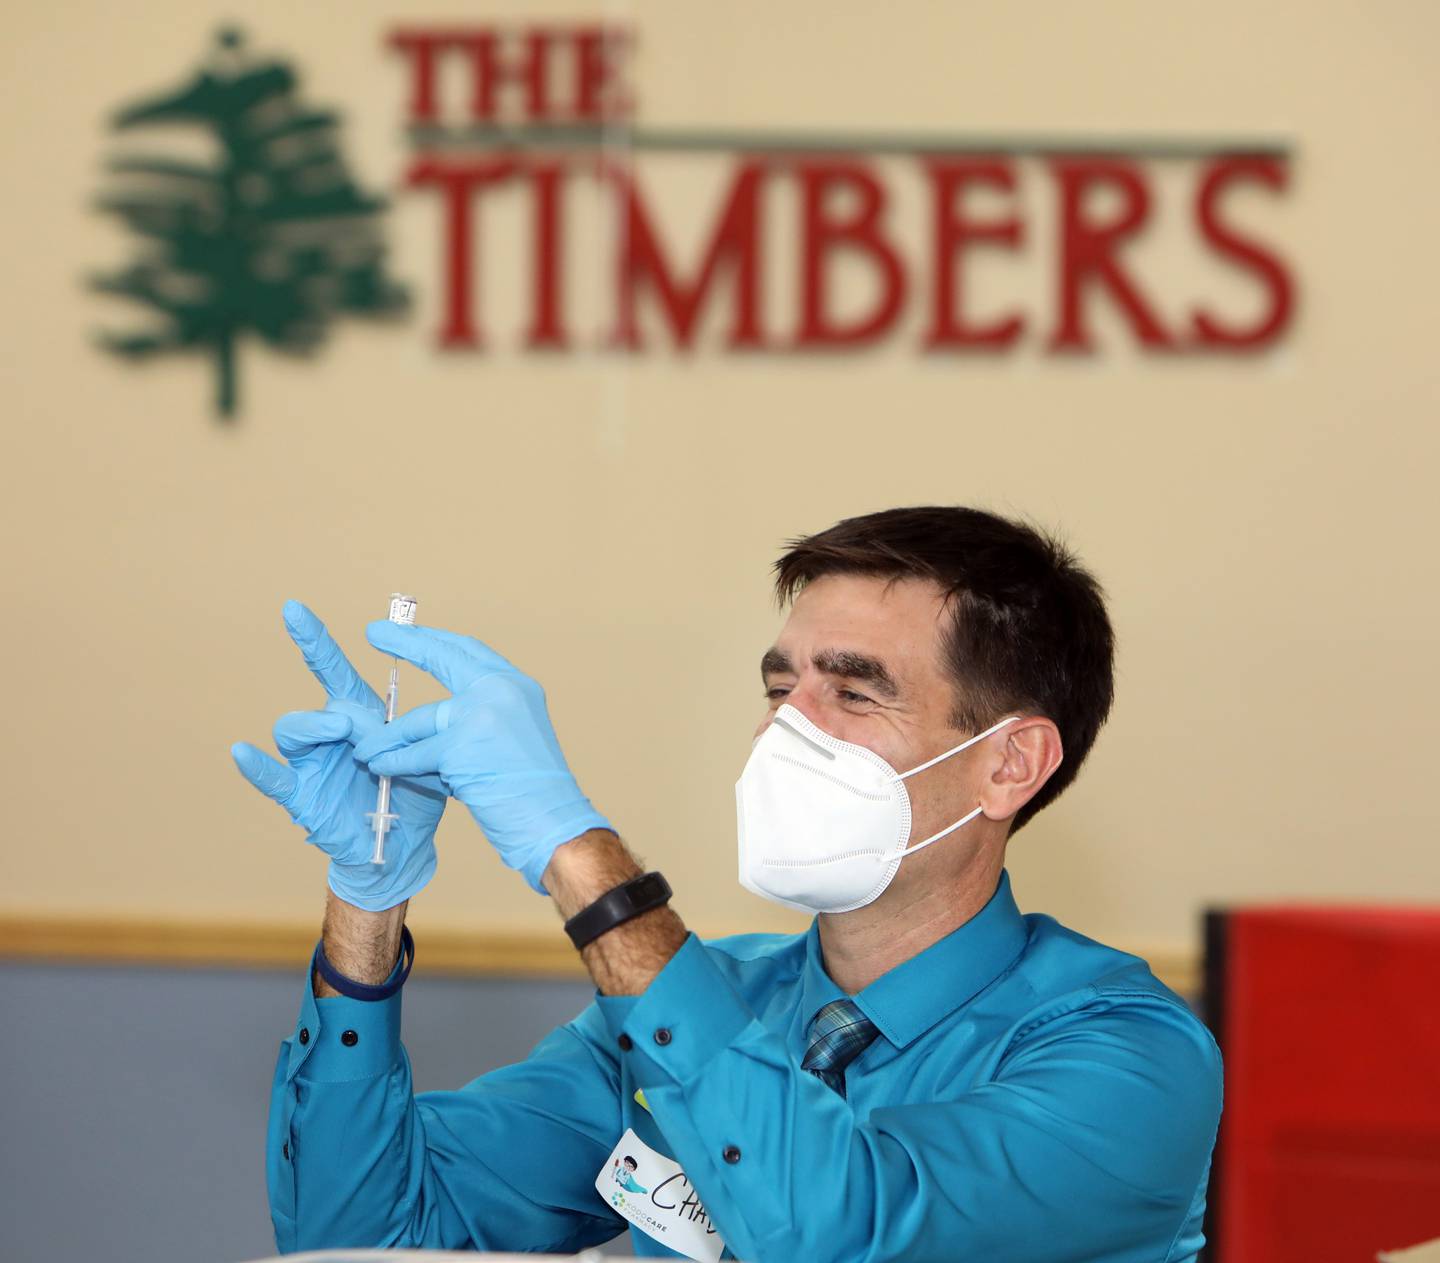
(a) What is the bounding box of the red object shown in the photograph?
[1207,906,1440,1262]
[924,158,1026,348]
[796,160,908,347]
[611,160,766,350]
[1191,158,1294,347]
[1047,158,1176,350]
[389,27,632,124]
[406,157,521,348]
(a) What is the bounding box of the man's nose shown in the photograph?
[755,695,809,740]
[771,685,828,729]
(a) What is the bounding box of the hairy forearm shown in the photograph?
[543,830,688,995]
[313,890,409,997]
[312,831,679,998]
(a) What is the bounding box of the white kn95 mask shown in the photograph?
[736,704,1019,915]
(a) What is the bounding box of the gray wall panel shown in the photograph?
[0,961,597,1263]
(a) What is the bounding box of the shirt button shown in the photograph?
[653,1028,672,1046]
[340,1030,359,1047]
[298,1028,310,1046]
[617,1033,634,1052]
[723,1145,741,1164]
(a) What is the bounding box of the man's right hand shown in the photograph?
[230,601,447,912]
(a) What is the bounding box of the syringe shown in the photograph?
[368,593,418,864]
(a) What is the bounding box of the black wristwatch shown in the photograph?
[563,871,673,950]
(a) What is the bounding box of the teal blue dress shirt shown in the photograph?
[268,871,1222,1261]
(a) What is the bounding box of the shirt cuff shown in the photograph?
[598,933,758,1088]
[298,991,403,1082]
[283,943,406,1084]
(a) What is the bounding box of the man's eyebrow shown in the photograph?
[761,647,902,700]
[812,649,900,699]
[760,647,793,678]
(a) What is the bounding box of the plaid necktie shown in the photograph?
[802,998,879,1098]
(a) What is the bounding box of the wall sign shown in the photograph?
[90,29,408,418]
[91,24,1297,418]
[393,25,1295,357]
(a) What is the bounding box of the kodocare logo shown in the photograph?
[90,28,408,418]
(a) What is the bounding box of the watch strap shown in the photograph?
[564,872,673,950]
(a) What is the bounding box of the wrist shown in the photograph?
[543,828,637,919]
[563,872,672,951]
[315,925,415,1000]
[516,799,617,893]
[315,891,408,997]
[543,831,687,995]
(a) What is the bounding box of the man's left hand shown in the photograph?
[352,621,614,893]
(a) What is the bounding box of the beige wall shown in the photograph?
[4,1,1437,964]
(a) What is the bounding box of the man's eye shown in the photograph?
[838,689,873,704]
[765,686,791,700]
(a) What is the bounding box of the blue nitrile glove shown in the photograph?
[230,601,447,911]
[350,622,613,893]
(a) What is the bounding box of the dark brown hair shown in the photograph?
[773,506,1115,832]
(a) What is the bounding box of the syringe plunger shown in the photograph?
[368,593,417,865]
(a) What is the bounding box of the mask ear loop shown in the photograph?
[896,714,1020,781]
[896,803,987,858]
[886,715,1021,860]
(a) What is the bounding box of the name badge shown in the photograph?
[595,1127,724,1263]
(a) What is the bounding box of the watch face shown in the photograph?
[638,872,671,900]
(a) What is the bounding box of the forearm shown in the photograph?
[543,829,688,995]
[314,890,408,996]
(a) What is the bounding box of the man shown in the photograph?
[233,505,1222,1262]
[612,1155,648,1194]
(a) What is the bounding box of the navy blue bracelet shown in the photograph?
[313,925,415,1001]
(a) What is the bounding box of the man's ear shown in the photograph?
[981,718,1063,823]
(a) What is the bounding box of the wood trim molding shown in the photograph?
[0,916,587,978]
[1139,948,1200,998]
[0,914,1200,994]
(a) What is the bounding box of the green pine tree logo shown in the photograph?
[90,28,409,419]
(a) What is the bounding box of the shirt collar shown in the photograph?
[798,869,1029,1051]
